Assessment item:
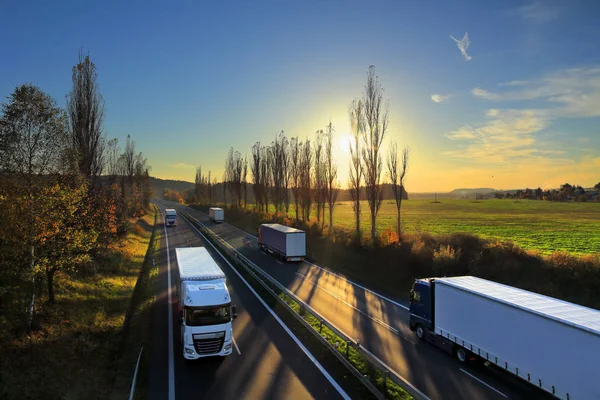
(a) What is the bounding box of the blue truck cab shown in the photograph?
[409,278,434,339]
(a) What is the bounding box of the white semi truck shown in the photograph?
[165,209,177,227]
[209,207,224,223]
[258,223,306,262]
[409,275,600,400]
[176,247,237,360]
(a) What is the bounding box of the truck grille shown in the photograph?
[193,332,225,355]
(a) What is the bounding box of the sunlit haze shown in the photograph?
[2,0,599,192]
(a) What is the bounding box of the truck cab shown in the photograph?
[179,279,237,359]
[409,278,434,339]
[165,209,177,227]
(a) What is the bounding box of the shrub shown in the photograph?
[432,245,462,275]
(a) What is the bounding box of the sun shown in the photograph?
[337,134,353,155]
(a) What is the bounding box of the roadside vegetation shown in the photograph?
[0,51,156,399]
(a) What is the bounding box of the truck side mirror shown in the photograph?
[232,305,238,320]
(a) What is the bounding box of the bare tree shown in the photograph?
[260,145,271,212]
[289,137,301,221]
[324,121,339,233]
[251,142,262,211]
[387,142,410,235]
[348,99,364,240]
[313,130,327,230]
[105,138,120,185]
[242,156,248,208]
[66,50,106,182]
[361,65,388,241]
[299,138,313,221]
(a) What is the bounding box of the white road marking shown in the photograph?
[460,368,508,398]
[182,214,351,400]
[160,208,176,400]
[232,337,241,355]
[276,259,284,265]
[294,272,402,336]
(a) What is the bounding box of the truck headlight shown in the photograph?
[224,343,232,351]
[185,348,195,355]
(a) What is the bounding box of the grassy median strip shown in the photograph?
[183,213,413,400]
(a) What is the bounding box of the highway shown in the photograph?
[147,201,350,400]
[168,201,557,400]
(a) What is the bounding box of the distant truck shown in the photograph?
[209,207,224,223]
[258,223,305,262]
[409,276,600,400]
[165,209,177,227]
[176,247,237,360]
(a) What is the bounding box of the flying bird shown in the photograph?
[451,32,472,61]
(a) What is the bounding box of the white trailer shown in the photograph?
[209,207,224,223]
[258,224,305,262]
[165,208,177,226]
[176,247,237,360]
[409,276,600,400]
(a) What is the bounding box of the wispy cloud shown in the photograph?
[445,109,556,164]
[471,88,499,100]
[578,137,591,144]
[172,162,195,169]
[431,94,449,103]
[516,0,560,23]
[450,32,472,61]
[470,67,600,117]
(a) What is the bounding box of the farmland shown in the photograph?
[262,199,600,255]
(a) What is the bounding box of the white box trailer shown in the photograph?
[409,276,600,400]
[258,223,305,262]
[209,207,224,223]
[176,247,237,360]
[165,208,177,226]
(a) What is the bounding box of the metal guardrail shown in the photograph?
[180,210,428,400]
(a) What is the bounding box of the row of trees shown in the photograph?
[495,183,600,201]
[207,66,410,241]
[0,51,152,335]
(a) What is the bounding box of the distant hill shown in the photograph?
[150,177,194,196]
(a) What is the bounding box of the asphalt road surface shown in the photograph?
[166,201,556,400]
[147,201,350,400]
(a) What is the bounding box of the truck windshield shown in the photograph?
[166,215,176,220]
[185,305,231,326]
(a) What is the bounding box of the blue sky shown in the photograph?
[1,0,599,191]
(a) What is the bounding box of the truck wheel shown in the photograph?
[415,325,425,340]
[456,347,468,363]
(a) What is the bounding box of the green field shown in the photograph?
[263,200,600,255]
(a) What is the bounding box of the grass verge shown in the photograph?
[0,208,157,400]
[183,212,412,400]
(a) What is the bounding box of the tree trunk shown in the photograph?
[397,198,403,235]
[26,245,35,334]
[371,211,376,242]
[329,206,333,234]
[355,200,360,239]
[47,268,56,305]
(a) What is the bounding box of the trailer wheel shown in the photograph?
[415,325,425,340]
[456,347,468,363]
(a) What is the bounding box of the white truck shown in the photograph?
[176,247,237,360]
[258,223,306,262]
[209,207,224,223]
[165,209,177,227]
[409,276,600,400]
